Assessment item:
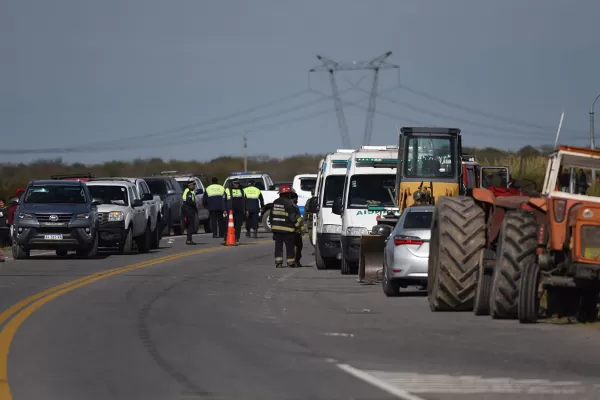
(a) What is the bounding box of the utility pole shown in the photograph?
[590,93,600,183]
[309,52,399,147]
[243,135,247,172]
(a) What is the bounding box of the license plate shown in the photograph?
[584,247,600,258]
[44,234,63,240]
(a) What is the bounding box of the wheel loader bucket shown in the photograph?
[358,235,386,284]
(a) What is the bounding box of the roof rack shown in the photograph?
[89,177,134,183]
[50,173,95,180]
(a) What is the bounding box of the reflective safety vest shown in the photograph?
[206,184,225,197]
[226,188,244,199]
[243,186,261,199]
[270,197,302,233]
[182,188,195,202]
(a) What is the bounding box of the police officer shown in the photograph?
[269,185,302,268]
[182,180,198,245]
[290,188,305,267]
[224,179,246,245]
[243,179,264,239]
[203,177,226,238]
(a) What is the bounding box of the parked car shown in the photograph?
[382,205,434,296]
[11,180,100,259]
[142,176,184,236]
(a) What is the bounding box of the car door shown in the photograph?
[138,180,156,228]
[168,178,183,220]
[130,186,146,236]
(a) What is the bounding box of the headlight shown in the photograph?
[323,224,342,234]
[108,211,124,221]
[346,226,368,236]
[18,212,34,220]
[75,213,90,220]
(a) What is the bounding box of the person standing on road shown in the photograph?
[269,185,302,268]
[224,179,246,245]
[243,179,264,239]
[182,180,198,245]
[203,177,226,239]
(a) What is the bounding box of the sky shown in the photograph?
[1,0,600,164]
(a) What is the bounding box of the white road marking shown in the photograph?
[323,332,354,337]
[338,367,591,396]
[337,364,426,400]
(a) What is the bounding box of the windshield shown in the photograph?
[402,211,433,230]
[226,178,265,190]
[88,185,129,206]
[24,185,87,204]
[145,180,167,195]
[403,136,457,178]
[300,178,316,192]
[322,175,345,207]
[346,174,396,209]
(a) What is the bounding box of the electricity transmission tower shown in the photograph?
[309,52,399,147]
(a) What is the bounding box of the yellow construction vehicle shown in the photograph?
[358,127,464,283]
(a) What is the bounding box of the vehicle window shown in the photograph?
[88,185,129,206]
[404,136,456,178]
[322,175,345,207]
[145,180,167,195]
[139,182,150,195]
[24,185,87,204]
[177,181,188,192]
[227,178,265,190]
[130,186,140,200]
[170,179,183,193]
[300,178,317,192]
[346,174,396,209]
[402,211,433,230]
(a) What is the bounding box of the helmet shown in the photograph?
[279,184,293,194]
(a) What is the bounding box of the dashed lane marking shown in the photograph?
[0,239,271,400]
[338,366,595,397]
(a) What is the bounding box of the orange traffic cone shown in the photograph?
[224,210,237,246]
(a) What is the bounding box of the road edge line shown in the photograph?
[336,363,426,400]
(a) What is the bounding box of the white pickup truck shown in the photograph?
[223,172,317,232]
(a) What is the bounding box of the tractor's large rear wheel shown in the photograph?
[490,211,538,319]
[428,196,486,312]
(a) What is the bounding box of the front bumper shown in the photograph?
[317,233,341,259]
[341,235,361,265]
[98,221,126,244]
[14,224,95,250]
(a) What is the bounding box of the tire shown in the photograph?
[162,212,172,237]
[490,211,538,320]
[202,217,211,234]
[119,227,134,254]
[315,241,327,270]
[382,263,400,297]
[56,249,68,257]
[340,256,351,275]
[261,209,272,233]
[150,220,160,250]
[136,222,151,253]
[173,216,184,236]
[12,243,29,260]
[518,261,540,323]
[427,196,486,312]
[77,233,98,258]
[473,249,495,316]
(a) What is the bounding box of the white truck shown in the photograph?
[306,149,355,269]
[330,146,399,274]
[86,179,159,254]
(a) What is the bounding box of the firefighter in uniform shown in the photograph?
[269,185,302,268]
[182,180,198,245]
[243,179,264,239]
[203,177,226,238]
[224,179,246,245]
[290,188,305,267]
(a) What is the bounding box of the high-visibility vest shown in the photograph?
[226,188,244,199]
[206,184,225,197]
[182,188,195,201]
[243,186,261,199]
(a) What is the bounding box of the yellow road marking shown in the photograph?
[0,240,270,399]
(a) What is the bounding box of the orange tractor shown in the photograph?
[428,145,600,323]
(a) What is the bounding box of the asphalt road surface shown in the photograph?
[1,232,600,400]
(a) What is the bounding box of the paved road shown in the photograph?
[1,233,600,400]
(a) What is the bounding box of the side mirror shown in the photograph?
[195,188,204,195]
[92,198,103,206]
[142,193,153,201]
[167,189,176,195]
[332,197,343,215]
[9,197,19,205]
[268,185,276,191]
[373,224,392,237]
[132,199,143,208]
[307,197,318,214]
